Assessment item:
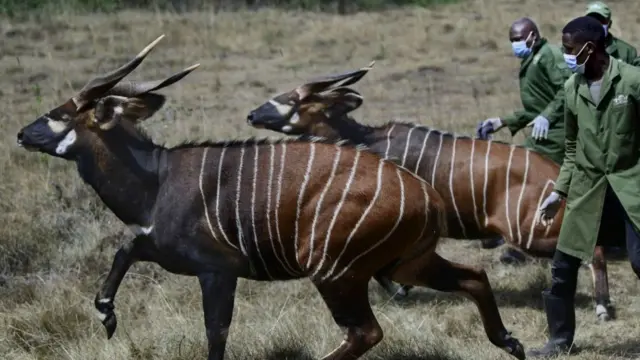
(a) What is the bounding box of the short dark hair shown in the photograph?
[562,16,606,49]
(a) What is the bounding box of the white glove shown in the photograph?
[531,115,549,140]
[485,117,503,130]
[538,191,563,227]
[476,117,504,140]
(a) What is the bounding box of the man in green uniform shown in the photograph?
[476,17,572,262]
[527,16,640,358]
[585,1,640,66]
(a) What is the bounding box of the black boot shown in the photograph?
[527,291,577,358]
[499,247,529,265]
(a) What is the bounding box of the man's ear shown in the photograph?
[94,93,166,130]
[323,88,364,118]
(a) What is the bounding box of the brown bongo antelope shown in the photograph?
[245,61,615,323]
[15,37,525,360]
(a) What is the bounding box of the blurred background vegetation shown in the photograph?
[0,0,460,17]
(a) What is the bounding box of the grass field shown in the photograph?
[2,0,640,359]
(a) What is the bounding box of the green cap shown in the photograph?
[585,1,611,19]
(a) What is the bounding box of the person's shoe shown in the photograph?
[527,291,577,358]
[499,247,529,265]
[481,236,505,249]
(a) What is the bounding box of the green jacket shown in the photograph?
[606,34,640,67]
[502,38,573,164]
[554,57,640,262]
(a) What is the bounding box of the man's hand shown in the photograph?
[538,191,564,227]
[531,115,550,140]
[476,117,503,140]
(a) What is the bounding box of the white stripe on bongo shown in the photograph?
[527,179,554,249]
[322,158,385,281]
[415,130,432,174]
[312,151,361,279]
[265,144,294,276]
[384,124,396,158]
[483,140,492,226]
[505,145,516,242]
[516,149,530,245]
[469,139,481,229]
[306,146,342,270]
[431,133,443,185]
[295,143,316,265]
[331,166,406,282]
[449,136,466,237]
[275,143,300,275]
[250,144,271,278]
[199,148,222,245]
[401,127,416,167]
[415,181,431,243]
[215,146,237,250]
[235,145,248,256]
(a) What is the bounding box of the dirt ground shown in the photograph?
[2,1,640,359]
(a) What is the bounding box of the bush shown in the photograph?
[0,0,461,17]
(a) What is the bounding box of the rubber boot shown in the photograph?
[481,236,505,249]
[527,291,576,358]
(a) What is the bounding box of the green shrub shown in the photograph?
[0,0,461,17]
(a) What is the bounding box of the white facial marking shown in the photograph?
[55,130,77,155]
[269,99,293,116]
[289,112,300,124]
[281,125,292,132]
[98,297,112,304]
[47,119,67,134]
[114,106,123,115]
[127,224,154,236]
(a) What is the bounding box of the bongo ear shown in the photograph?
[321,87,364,118]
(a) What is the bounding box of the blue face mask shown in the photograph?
[563,43,590,74]
[511,32,533,58]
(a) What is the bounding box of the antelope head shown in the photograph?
[16,34,199,159]
[246,61,374,138]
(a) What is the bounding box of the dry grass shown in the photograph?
[2,1,640,359]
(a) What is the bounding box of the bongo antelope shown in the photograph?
[246,61,615,323]
[16,38,526,360]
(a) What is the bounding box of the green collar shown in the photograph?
[577,56,620,106]
[520,37,548,71]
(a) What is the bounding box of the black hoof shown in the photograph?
[596,303,616,322]
[499,249,528,266]
[481,237,505,249]
[395,285,413,298]
[102,311,117,339]
[504,337,526,360]
[95,297,117,339]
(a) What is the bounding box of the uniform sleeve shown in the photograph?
[621,41,640,67]
[502,110,537,135]
[539,56,571,124]
[630,50,640,67]
[554,87,577,196]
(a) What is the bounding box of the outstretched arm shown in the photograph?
[501,110,538,136]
